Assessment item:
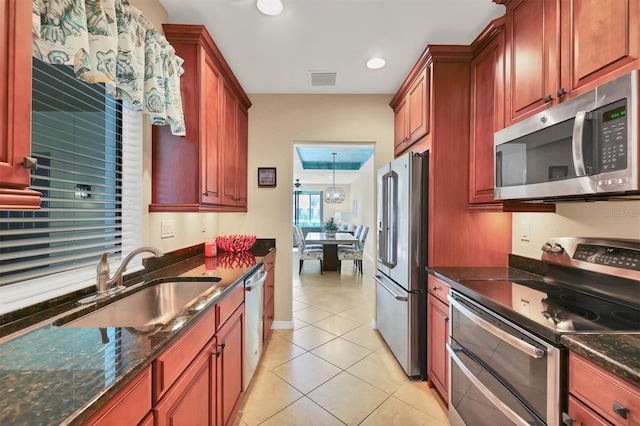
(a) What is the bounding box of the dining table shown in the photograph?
[305,232,359,272]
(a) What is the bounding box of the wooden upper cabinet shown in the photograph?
[220,82,248,209]
[0,0,41,209]
[560,0,639,95]
[504,0,639,125]
[391,66,430,156]
[469,19,505,208]
[504,0,559,124]
[151,24,250,212]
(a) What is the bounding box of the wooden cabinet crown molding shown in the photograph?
[163,24,251,110]
[470,16,506,55]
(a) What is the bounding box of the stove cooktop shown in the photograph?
[457,278,640,335]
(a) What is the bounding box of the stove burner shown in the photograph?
[611,310,640,326]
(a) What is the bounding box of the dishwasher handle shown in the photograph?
[245,267,268,291]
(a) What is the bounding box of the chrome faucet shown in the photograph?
[96,247,164,295]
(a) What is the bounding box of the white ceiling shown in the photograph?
[157,0,505,94]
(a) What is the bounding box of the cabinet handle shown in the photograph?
[219,342,226,350]
[432,286,439,291]
[214,350,221,357]
[22,156,38,170]
[544,95,553,103]
[445,317,449,322]
[557,88,566,97]
[203,191,209,196]
[613,401,629,419]
[562,412,575,426]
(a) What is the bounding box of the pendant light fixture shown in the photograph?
[324,153,345,204]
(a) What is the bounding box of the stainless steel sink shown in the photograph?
[62,280,221,328]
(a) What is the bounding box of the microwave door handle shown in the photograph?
[572,111,588,176]
[495,150,503,187]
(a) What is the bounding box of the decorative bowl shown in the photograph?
[215,235,257,252]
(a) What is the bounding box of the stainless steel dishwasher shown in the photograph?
[243,264,268,390]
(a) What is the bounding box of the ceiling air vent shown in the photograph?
[309,71,337,87]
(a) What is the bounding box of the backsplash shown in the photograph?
[512,200,640,260]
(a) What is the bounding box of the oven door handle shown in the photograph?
[448,295,545,359]
[447,343,535,426]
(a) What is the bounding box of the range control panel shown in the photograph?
[573,243,639,271]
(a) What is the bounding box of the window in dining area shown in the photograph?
[293,191,323,227]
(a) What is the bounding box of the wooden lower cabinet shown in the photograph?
[216,305,244,426]
[84,366,152,426]
[567,352,640,426]
[154,340,213,426]
[427,275,450,405]
[263,251,276,343]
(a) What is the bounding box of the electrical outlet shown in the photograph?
[161,220,175,239]
[520,222,530,242]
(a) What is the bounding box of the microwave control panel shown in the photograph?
[598,101,627,174]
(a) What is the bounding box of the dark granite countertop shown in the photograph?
[561,334,640,388]
[0,241,276,425]
[430,263,640,390]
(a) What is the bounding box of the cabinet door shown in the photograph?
[235,105,248,207]
[154,342,212,426]
[216,304,244,426]
[393,98,409,155]
[84,366,152,426]
[505,0,560,124]
[560,0,639,95]
[0,0,40,209]
[202,58,222,205]
[407,67,430,144]
[427,295,449,404]
[470,29,505,205]
[567,396,610,426]
[221,82,239,207]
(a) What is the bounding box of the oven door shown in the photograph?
[448,291,563,425]
[447,342,544,426]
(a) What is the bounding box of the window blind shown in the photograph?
[0,58,124,286]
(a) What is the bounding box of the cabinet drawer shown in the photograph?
[85,366,152,426]
[569,352,640,426]
[427,275,450,304]
[263,297,274,343]
[153,309,215,403]
[216,283,244,331]
[568,395,610,426]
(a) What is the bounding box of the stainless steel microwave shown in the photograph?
[494,70,639,201]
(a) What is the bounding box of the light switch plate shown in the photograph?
[520,222,530,241]
[161,220,175,239]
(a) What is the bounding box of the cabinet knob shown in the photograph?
[22,156,38,170]
[544,94,553,103]
[445,317,449,322]
[219,342,226,350]
[203,191,209,196]
[214,350,221,357]
[432,286,439,291]
[561,412,575,426]
[557,88,566,97]
[613,401,629,419]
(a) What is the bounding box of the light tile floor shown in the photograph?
[236,250,449,426]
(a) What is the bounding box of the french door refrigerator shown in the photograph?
[374,151,428,379]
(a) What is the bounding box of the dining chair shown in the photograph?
[338,224,363,251]
[338,225,368,274]
[294,226,324,274]
[295,225,322,250]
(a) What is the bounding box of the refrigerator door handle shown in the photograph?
[374,275,407,301]
[381,172,398,268]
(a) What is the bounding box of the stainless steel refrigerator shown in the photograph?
[375,151,428,379]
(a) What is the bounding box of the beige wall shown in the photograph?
[219,94,394,325]
[512,200,640,259]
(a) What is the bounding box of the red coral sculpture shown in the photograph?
[215,235,257,253]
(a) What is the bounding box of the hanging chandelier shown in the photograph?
[324,153,345,204]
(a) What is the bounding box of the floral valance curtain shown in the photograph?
[31,0,186,136]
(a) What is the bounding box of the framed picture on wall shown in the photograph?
[258,167,277,187]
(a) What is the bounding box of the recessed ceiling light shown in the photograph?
[366,57,386,70]
[257,0,283,16]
